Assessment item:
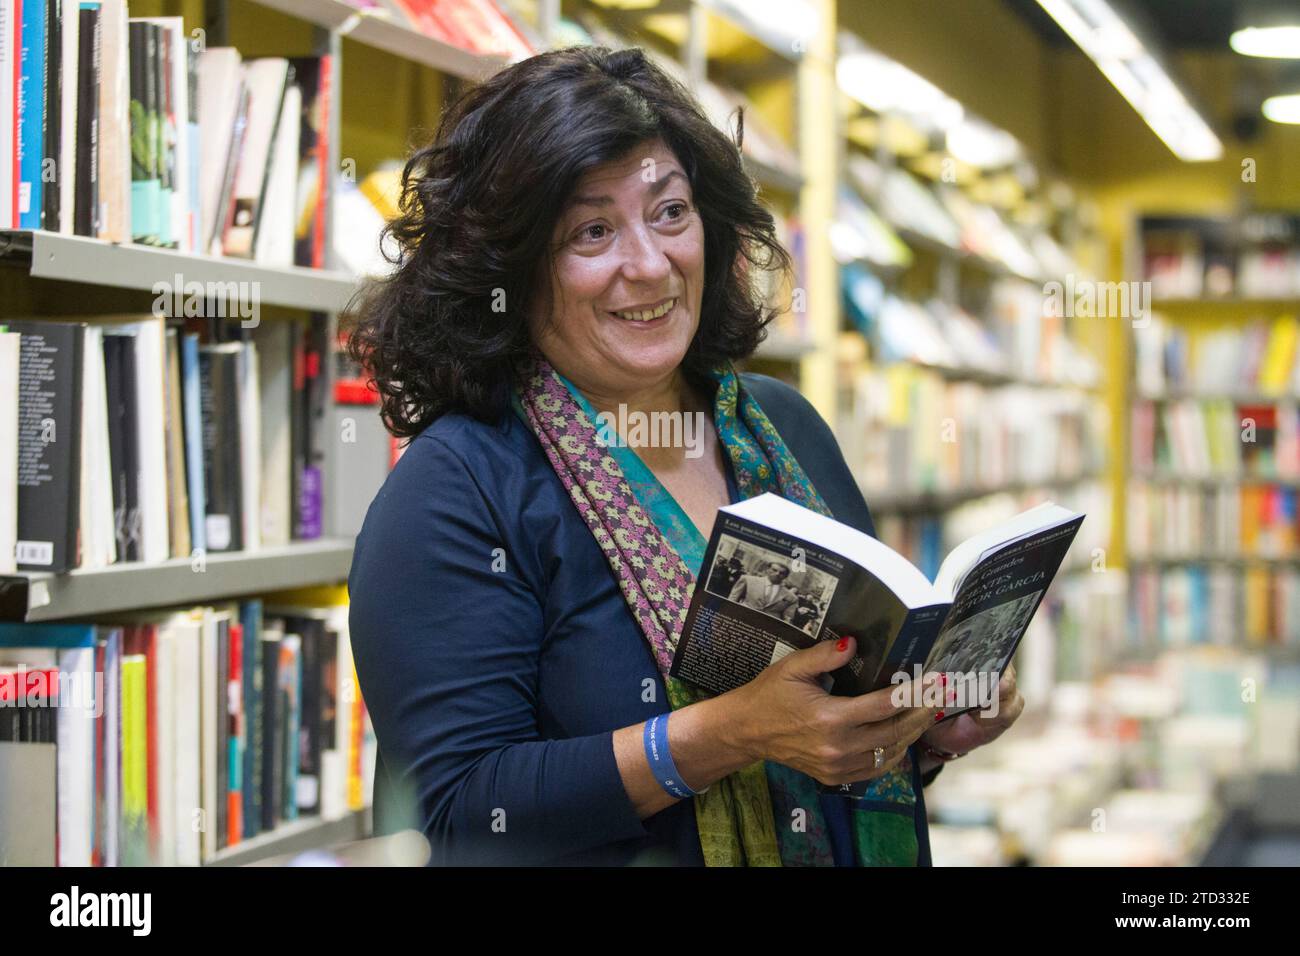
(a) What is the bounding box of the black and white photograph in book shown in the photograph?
[704,533,838,637]
[927,590,1045,681]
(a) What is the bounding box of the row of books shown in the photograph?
[836,363,1108,500]
[0,2,331,268]
[1143,214,1300,300]
[1133,313,1300,399]
[0,597,374,866]
[1129,397,1299,480]
[0,314,329,575]
[1126,480,1298,562]
[873,481,1111,582]
[1130,564,1300,649]
[841,270,1101,390]
[844,153,1081,283]
[346,0,533,60]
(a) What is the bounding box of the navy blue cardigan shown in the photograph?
[347,373,935,865]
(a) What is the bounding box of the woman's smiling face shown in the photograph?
[532,139,706,397]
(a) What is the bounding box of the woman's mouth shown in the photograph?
[610,297,677,323]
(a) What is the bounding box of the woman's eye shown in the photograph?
[576,223,608,243]
[662,202,688,221]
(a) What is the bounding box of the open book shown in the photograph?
[670,493,1085,714]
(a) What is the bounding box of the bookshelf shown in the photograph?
[205,806,371,866]
[250,0,506,78]
[1125,279,1300,650]
[0,229,358,312]
[0,0,843,869]
[0,539,354,623]
[0,0,551,868]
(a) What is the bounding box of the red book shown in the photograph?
[227,621,244,845]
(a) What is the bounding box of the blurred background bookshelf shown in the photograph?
[2,0,1299,867]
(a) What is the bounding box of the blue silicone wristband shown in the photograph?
[643,713,705,800]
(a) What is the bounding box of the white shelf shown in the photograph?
[0,539,354,623]
[0,230,358,313]
[250,0,507,79]
[204,808,372,867]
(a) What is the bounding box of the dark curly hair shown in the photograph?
[347,45,792,438]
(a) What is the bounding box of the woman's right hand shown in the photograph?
[725,636,941,787]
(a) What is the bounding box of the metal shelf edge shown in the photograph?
[3,230,358,312]
[0,539,354,622]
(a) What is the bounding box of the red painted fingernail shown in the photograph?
[934,711,946,721]
[836,637,849,652]
[938,674,947,686]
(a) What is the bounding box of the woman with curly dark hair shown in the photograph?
[346,45,1024,867]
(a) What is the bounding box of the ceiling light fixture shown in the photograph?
[1262,92,1300,123]
[836,38,965,132]
[1034,0,1223,161]
[1230,25,1300,58]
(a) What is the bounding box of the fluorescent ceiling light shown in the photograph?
[1034,0,1223,161]
[1230,25,1300,58]
[837,45,964,131]
[1263,93,1300,123]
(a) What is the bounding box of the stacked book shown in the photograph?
[837,362,1107,501]
[1130,563,1300,648]
[1127,480,1297,562]
[1134,312,1300,399]
[0,4,333,270]
[0,597,374,866]
[0,314,330,575]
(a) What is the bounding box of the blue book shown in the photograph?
[240,599,262,839]
[180,332,207,552]
[0,623,98,648]
[18,0,47,228]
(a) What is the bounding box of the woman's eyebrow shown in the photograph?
[567,169,688,209]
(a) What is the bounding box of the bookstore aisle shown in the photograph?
[0,0,1297,869]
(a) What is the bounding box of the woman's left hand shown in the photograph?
[920,663,1024,757]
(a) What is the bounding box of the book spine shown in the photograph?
[40,0,59,230]
[241,600,263,839]
[259,633,280,833]
[72,1,98,236]
[226,619,242,845]
[18,0,46,227]
[215,616,228,849]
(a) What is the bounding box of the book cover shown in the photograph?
[671,494,1084,795]
[10,320,84,572]
[0,330,18,574]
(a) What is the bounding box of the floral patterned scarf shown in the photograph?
[514,355,919,866]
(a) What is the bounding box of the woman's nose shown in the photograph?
[619,227,673,283]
